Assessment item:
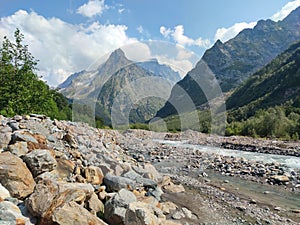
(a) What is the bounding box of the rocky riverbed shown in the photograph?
[0,115,299,224]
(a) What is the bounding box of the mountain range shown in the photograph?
[156,6,300,119]
[59,49,181,125]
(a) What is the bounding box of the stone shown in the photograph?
[104,173,136,192]
[7,142,28,156]
[23,149,57,177]
[142,163,162,181]
[11,132,38,144]
[85,166,104,185]
[172,210,185,220]
[125,201,159,225]
[104,189,137,225]
[158,201,178,214]
[122,170,157,189]
[86,192,104,215]
[0,152,36,199]
[181,207,193,218]
[52,201,108,225]
[0,183,11,201]
[163,182,185,193]
[26,179,95,224]
[0,200,34,225]
[147,187,164,201]
[0,126,12,150]
[270,175,289,183]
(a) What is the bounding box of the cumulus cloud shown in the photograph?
[271,0,300,21]
[0,10,137,86]
[214,0,300,43]
[214,22,257,42]
[77,0,107,18]
[160,25,211,48]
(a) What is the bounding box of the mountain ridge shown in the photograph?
[156,6,300,119]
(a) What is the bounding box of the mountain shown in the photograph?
[59,48,180,125]
[227,40,300,121]
[137,59,181,83]
[156,6,300,118]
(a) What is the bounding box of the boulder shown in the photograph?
[104,174,136,192]
[0,152,36,199]
[104,189,137,225]
[86,192,104,215]
[0,200,34,225]
[7,142,28,157]
[23,150,57,177]
[85,166,104,185]
[125,201,159,225]
[122,170,157,189]
[52,201,107,225]
[26,179,95,224]
[11,132,38,144]
[0,183,11,201]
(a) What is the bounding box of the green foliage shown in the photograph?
[0,29,71,119]
[226,106,300,140]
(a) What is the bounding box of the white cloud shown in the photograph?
[271,0,300,21]
[122,42,152,62]
[77,0,107,18]
[160,25,211,48]
[118,8,125,14]
[214,22,257,42]
[137,25,144,34]
[0,10,137,86]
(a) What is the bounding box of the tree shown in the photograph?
[0,28,71,119]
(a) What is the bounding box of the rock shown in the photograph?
[181,207,193,219]
[11,132,38,144]
[23,150,57,177]
[172,210,185,220]
[125,201,159,225]
[122,170,157,189]
[0,152,36,199]
[270,175,289,183]
[104,173,136,192]
[0,183,11,201]
[52,201,108,225]
[26,179,95,223]
[291,209,300,213]
[158,201,178,214]
[0,200,34,225]
[147,187,164,201]
[86,192,104,215]
[163,182,185,193]
[63,133,78,148]
[7,142,28,156]
[104,189,137,225]
[0,126,12,150]
[85,166,104,185]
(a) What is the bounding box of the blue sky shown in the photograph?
[0,0,299,86]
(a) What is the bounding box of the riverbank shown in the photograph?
[118,129,300,224]
[0,115,299,224]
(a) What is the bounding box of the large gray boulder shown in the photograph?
[104,189,137,225]
[122,170,157,189]
[104,173,136,192]
[23,149,57,177]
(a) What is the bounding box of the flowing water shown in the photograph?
[153,139,300,213]
[155,140,300,169]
